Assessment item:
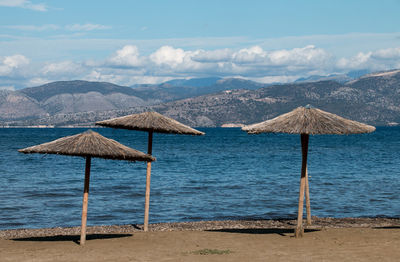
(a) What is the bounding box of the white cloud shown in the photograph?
[337,52,372,70]
[372,47,400,60]
[42,61,84,76]
[233,46,267,64]
[2,23,111,32]
[107,45,143,67]
[336,47,400,71]
[0,0,47,11]
[2,24,59,31]
[28,77,49,86]
[1,32,399,63]
[148,46,219,75]
[189,45,334,77]
[268,45,332,66]
[2,44,400,89]
[192,48,233,62]
[3,54,29,68]
[178,45,333,77]
[0,54,30,75]
[84,69,150,86]
[150,46,187,67]
[85,70,116,83]
[248,75,299,84]
[65,23,111,31]
[127,76,175,85]
[84,70,173,86]
[222,45,333,69]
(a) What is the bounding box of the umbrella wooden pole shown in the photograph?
[295,134,309,238]
[305,169,312,226]
[80,156,91,245]
[144,131,153,232]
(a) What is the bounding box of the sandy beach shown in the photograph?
[0,217,399,261]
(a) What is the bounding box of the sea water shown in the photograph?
[0,127,399,229]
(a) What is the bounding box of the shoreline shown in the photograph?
[1,217,399,261]
[1,217,399,240]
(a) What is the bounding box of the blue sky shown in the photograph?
[1,0,400,89]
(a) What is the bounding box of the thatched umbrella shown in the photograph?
[19,130,155,245]
[242,105,375,237]
[96,111,205,231]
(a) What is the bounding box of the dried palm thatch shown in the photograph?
[242,105,375,238]
[18,130,154,246]
[96,111,204,232]
[95,111,205,135]
[19,130,155,162]
[242,105,376,135]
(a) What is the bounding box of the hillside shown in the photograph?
[0,90,47,120]
[2,70,400,127]
[131,78,266,102]
[0,81,148,120]
[0,78,267,121]
[150,73,400,126]
[20,80,141,102]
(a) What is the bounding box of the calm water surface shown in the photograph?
[0,127,399,229]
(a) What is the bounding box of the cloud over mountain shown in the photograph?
[1,44,400,89]
[107,45,143,67]
[337,47,400,71]
[0,54,30,76]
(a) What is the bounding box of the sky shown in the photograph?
[1,0,400,90]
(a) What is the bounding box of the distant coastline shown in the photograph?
[0,125,56,128]
[221,123,245,128]
[0,125,98,128]
[2,123,400,128]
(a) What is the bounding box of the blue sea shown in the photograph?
[0,127,399,230]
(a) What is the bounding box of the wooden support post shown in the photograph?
[305,168,312,226]
[80,156,91,246]
[295,134,309,238]
[144,131,153,232]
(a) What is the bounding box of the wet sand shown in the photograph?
[1,218,399,262]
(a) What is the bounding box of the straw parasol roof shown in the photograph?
[95,111,205,135]
[242,105,375,238]
[95,111,204,232]
[19,129,154,245]
[243,105,376,135]
[19,130,155,162]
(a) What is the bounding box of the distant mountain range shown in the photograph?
[0,81,145,120]
[0,78,266,121]
[154,69,399,127]
[294,70,371,84]
[131,77,265,103]
[1,69,400,127]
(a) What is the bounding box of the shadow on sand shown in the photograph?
[207,228,320,237]
[373,226,400,230]
[12,233,133,245]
